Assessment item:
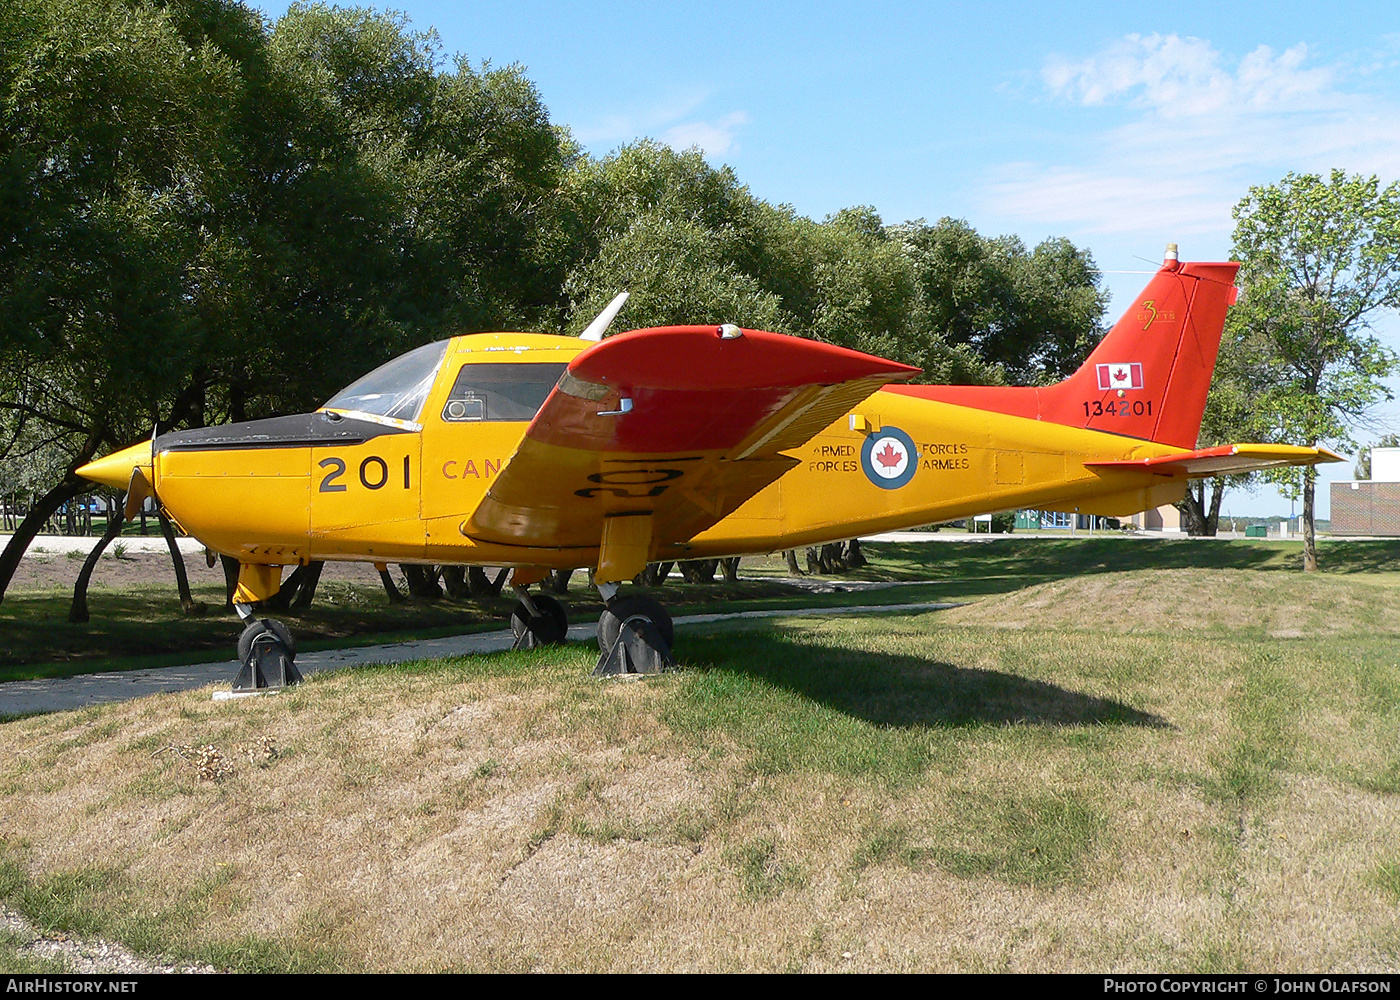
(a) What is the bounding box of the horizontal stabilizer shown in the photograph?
[1085,444,1344,478]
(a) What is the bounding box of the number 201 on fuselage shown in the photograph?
[318,455,413,493]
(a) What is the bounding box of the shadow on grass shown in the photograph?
[676,626,1168,730]
[0,578,827,678]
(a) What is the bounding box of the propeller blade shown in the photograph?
[123,466,154,521]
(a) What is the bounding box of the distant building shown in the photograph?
[1015,510,1075,530]
[1330,447,1400,536]
[1130,504,1182,532]
[1013,510,1134,530]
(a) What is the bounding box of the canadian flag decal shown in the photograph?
[1096,363,1144,391]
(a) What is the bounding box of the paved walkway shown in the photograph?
[18,534,207,555]
[15,527,1322,556]
[0,601,959,716]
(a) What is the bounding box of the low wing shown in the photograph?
[464,326,918,563]
[1085,443,1344,478]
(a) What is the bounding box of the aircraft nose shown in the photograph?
[77,441,153,491]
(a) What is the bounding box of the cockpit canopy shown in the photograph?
[321,341,448,422]
[320,339,570,424]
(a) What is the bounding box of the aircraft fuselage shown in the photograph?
[138,331,1188,573]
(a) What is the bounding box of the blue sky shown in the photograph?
[253,1,1400,517]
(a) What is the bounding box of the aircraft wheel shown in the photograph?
[597,596,674,653]
[510,594,568,646]
[236,618,296,663]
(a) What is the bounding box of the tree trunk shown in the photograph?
[678,559,717,584]
[379,566,405,603]
[1177,482,1207,536]
[635,561,674,586]
[1205,480,1225,537]
[220,554,241,607]
[0,476,89,603]
[844,538,866,568]
[1302,469,1318,572]
[442,566,471,600]
[783,550,804,576]
[468,565,509,599]
[402,564,442,598]
[545,568,574,594]
[289,561,324,611]
[69,495,127,623]
[720,556,741,582]
[262,563,309,611]
[158,511,198,614]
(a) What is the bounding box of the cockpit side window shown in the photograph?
[321,340,448,422]
[441,363,569,422]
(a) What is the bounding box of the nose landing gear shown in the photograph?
[232,607,302,691]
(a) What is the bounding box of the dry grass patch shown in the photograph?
[938,567,1400,638]
[4,569,1400,970]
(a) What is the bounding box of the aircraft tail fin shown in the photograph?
[886,247,1240,449]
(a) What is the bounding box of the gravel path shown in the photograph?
[2,905,214,974]
[0,601,960,715]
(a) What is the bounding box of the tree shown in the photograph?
[0,0,571,602]
[560,142,782,331]
[0,0,249,599]
[1175,314,1278,536]
[1353,433,1400,480]
[892,218,1108,384]
[1230,170,1400,570]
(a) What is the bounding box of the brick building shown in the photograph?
[1331,447,1400,535]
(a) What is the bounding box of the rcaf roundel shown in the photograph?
[860,426,918,490]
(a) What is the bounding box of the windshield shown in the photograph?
[321,340,448,422]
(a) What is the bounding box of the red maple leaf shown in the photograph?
[876,442,904,469]
[1113,367,1128,382]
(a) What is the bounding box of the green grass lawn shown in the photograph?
[6,535,1400,682]
[3,553,1400,970]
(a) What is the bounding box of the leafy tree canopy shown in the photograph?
[1228,169,1400,568]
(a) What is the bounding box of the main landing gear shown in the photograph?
[507,579,677,676]
[226,563,676,692]
[509,587,569,649]
[232,603,303,692]
[591,582,676,677]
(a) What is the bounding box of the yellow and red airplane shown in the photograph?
[78,247,1340,683]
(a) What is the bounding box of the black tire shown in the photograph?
[533,594,569,636]
[237,618,296,663]
[510,595,568,646]
[597,595,674,653]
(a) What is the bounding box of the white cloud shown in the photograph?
[661,111,750,157]
[1042,33,1335,116]
[981,34,1400,239]
[983,164,1231,236]
[571,92,749,160]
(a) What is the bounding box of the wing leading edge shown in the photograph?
[463,325,918,579]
